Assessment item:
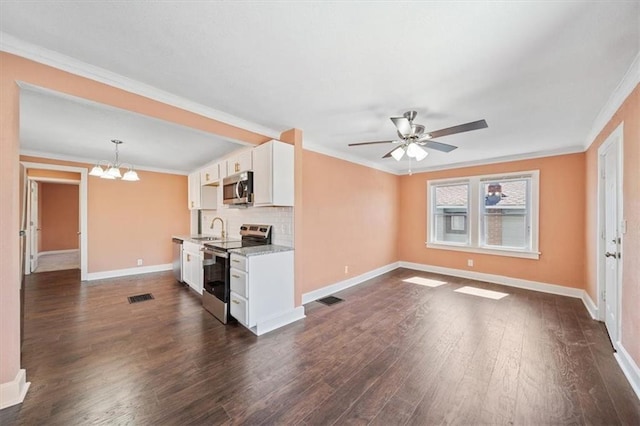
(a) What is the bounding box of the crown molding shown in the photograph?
[303,140,400,175]
[1,32,282,140]
[585,51,640,148]
[19,150,189,175]
[399,145,586,175]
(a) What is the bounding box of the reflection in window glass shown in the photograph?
[480,180,529,249]
[433,184,469,244]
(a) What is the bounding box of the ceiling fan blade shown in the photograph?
[348,140,393,146]
[426,119,488,139]
[424,140,458,153]
[390,116,412,137]
[382,146,399,158]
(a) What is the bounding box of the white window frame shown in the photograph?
[426,170,540,260]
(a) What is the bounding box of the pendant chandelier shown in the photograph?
[89,139,140,181]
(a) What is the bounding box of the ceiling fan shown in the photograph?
[348,111,488,161]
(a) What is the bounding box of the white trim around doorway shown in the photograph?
[21,161,88,281]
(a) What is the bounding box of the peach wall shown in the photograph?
[298,150,399,301]
[585,85,640,368]
[21,155,190,272]
[1,51,270,384]
[398,153,586,288]
[39,183,79,252]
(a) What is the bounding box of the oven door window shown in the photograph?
[203,253,228,302]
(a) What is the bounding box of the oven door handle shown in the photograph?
[202,248,229,258]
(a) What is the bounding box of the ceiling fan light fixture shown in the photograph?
[390,146,405,161]
[406,143,428,161]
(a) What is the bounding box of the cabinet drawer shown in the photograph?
[230,291,248,326]
[230,269,248,298]
[230,254,247,271]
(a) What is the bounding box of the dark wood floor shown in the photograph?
[2,268,639,425]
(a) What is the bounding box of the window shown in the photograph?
[427,171,539,259]
[433,183,469,243]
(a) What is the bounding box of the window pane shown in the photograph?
[480,180,529,249]
[433,184,468,244]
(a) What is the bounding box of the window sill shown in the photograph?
[425,242,540,260]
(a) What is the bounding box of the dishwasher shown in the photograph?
[171,237,184,282]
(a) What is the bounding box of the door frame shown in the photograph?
[21,162,88,281]
[27,180,39,273]
[596,123,624,343]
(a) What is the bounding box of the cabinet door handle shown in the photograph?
[206,173,210,181]
[232,259,240,263]
[191,201,194,208]
[232,274,240,279]
[186,254,191,262]
[232,299,240,304]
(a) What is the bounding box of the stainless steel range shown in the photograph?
[201,224,271,324]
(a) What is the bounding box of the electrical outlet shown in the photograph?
[344,265,349,274]
[467,259,474,267]
[137,259,143,266]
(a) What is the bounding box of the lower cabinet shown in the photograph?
[229,250,297,334]
[182,241,203,295]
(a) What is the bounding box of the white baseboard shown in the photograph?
[251,306,306,336]
[400,261,587,297]
[86,263,172,281]
[614,343,640,401]
[301,262,400,305]
[39,249,79,255]
[0,369,30,410]
[582,292,598,320]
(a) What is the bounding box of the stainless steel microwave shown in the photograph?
[222,171,253,205]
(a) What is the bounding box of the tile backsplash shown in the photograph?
[199,206,294,247]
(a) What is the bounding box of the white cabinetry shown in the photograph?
[200,163,219,185]
[226,149,252,176]
[229,250,300,335]
[182,241,203,294]
[188,171,216,210]
[252,140,294,206]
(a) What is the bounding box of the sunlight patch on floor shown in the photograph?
[402,276,448,288]
[454,286,508,300]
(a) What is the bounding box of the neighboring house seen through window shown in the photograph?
[427,171,540,259]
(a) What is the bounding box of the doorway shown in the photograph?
[597,123,623,348]
[27,178,81,273]
[21,162,88,281]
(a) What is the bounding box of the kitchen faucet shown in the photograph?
[210,217,226,239]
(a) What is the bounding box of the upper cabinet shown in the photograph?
[200,163,219,186]
[188,171,216,210]
[252,140,294,207]
[226,149,252,176]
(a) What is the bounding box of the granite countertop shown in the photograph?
[228,245,293,257]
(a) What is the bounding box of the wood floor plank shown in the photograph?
[2,268,639,425]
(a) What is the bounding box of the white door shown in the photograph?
[29,181,39,272]
[603,142,620,343]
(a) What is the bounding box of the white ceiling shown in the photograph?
[1,1,638,174]
[19,85,247,173]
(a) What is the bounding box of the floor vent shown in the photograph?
[128,293,154,304]
[317,295,344,306]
